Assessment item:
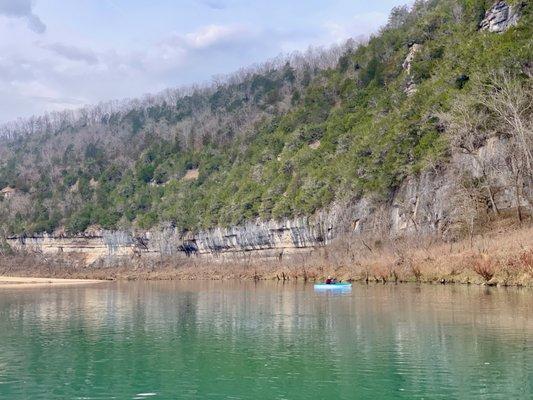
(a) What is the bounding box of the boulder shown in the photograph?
[480,1,522,33]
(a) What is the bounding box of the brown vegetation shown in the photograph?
[1,221,531,287]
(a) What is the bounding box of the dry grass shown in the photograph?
[471,255,497,282]
[1,222,532,287]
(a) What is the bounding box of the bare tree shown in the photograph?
[478,71,533,221]
[441,93,500,215]
[443,70,532,223]
[452,173,486,246]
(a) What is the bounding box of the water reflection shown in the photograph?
[0,282,531,399]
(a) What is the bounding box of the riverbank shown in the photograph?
[1,223,532,287]
[0,276,105,289]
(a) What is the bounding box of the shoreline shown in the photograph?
[0,274,531,289]
[0,276,105,289]
[1,224,531,288]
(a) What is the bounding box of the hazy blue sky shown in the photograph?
[0,0,404,123]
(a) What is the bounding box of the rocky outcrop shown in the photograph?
[402,43,421,74]
[6,218,331,263]
[403,43,421,95]
[480,1,522,33]
[6,233,133,265]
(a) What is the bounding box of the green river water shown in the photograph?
[0,281,531,399]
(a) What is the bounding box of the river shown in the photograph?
[0,281,531,399]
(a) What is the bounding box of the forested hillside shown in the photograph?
[0,0,531,236]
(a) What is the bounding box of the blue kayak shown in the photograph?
[314,282,352,290]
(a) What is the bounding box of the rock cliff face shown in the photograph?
[480,1,522,33]
[8,136,529,264]
[7,217,333,263]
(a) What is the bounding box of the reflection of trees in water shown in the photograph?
[0,283,531,398]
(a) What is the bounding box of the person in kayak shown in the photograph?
[325,276,338,284]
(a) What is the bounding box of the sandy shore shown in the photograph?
[0,276,105,289]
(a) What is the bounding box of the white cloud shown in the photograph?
[164,24,251,50]
[323,12,387,43]
[186,24,247,48]
[41,43,99,65]
[136,23,263,79]
[12,80,62,102]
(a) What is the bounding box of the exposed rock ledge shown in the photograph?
[480,1,523,33]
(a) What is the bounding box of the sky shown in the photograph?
[0,0,405,123]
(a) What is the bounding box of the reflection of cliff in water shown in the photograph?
[1,283,531,335]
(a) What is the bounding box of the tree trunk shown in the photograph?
[515,176,523,224]
[486,185,499,215]
[469,216,474,249]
